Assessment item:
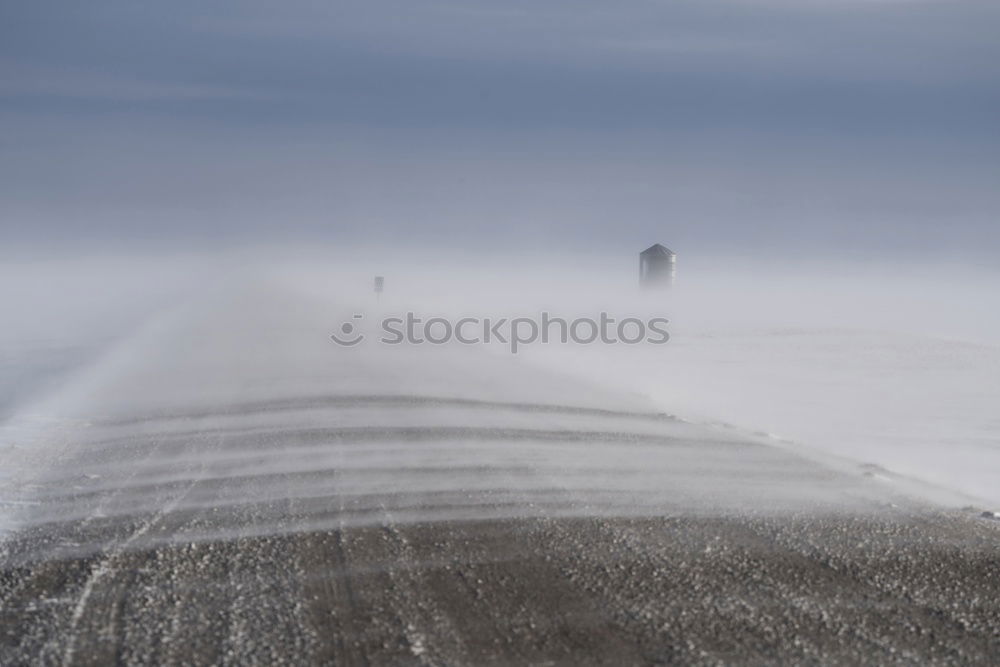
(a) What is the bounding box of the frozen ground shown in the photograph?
[527,325,1000,508]
[4,252,999,513]
[1,268,910,547]
[1,252,999,664]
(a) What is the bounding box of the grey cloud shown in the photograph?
[0,0,997,257]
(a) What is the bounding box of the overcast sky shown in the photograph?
[2,1,998,257]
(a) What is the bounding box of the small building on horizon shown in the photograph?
[639,244,676,289]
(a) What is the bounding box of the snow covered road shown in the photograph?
[2,277,1000,664]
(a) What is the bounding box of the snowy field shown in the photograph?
[319,252,1000,508]
[1,249,999,544]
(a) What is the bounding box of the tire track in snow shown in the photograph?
[60,434,220,666]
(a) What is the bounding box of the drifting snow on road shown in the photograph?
[1,277,898,555]
[2,261,1000,664]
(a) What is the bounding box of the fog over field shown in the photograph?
[3,2,1000,661]
[2,249,998,548]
